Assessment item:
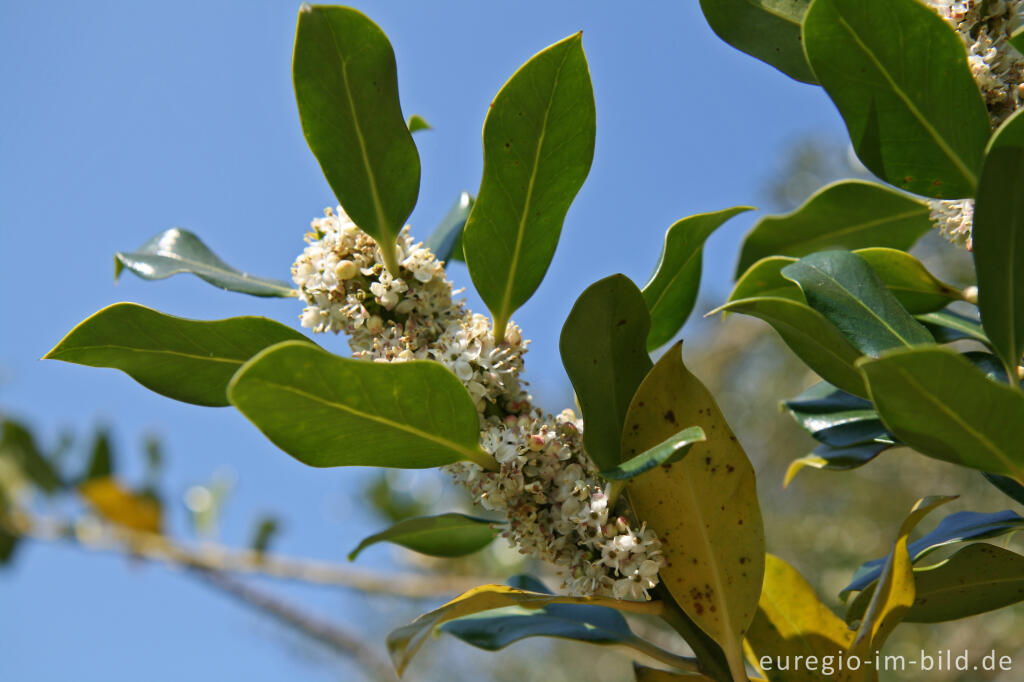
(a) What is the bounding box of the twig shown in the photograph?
[4,511,491,598]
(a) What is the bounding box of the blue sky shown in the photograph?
[0,1,847,680]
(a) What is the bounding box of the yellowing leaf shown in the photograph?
[385,583,663,676]
[745,555,865,682]
[79,477,162,534]
[621,341,765,682]
[844,496,957,679]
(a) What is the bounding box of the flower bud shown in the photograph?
[334,259,359,281]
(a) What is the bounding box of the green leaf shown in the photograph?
[917,309,990,345]
[114,229,295,297]
[783,382,888,447]
[424,192,473,263]
[463,33,596,341]
[406,114,431,133]
[856,248,961,314]
[0,420,61,494]
[698,0,815,83]
[643,207,753,350]
[735,182,932,277]
[621,342,765,682]
[841,509,1024,597]
[781,250,933,355]
[987,103,1024,153]
[803,0,990,199]
[83,429,113,482]
[728,256,803,304]
[847,496,956,661]
[228,341,494,469]
[559,275,653,472]
[440,576,700,674]
[848,543,1024,625]
[973,145,1024,378]
[982,472,1024,506]
[348,513,498,561]
[293,5,420,275]
[709,296,867,397]
[249,516,281,556]
[0,522,18,566]
[44,303,311,407]
[744,554,856,682]
[385,583,664,676]
[857,346,1024,479]
[600,426,706,481]
[784,442,894,487]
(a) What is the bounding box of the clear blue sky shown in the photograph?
[0,1,846,680]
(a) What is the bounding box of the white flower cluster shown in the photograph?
[291,207,665,600]
[925,1,1024,248]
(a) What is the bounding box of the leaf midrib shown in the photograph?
[831,10,978,190]
[48,345,242,366]
[497,46,573,327]
[764,207,926,256]
[116,251,295,294]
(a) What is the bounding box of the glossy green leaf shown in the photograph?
[735,182,931,277]
[440,576,700,674]
[781,251,933,355]
[228,341,494,469]
[385,583,664,676]
[917,309,990,346]
[982,472,1024,506]
[560,275,653,471]
[744,554,856,682]
[463,33,596,341]
[847,497,956,662]
[847,543,1024,625]
[986,104,1024,153]
[698,0,815,83]
[643,207,752,350]
[0,420,61,494]
[858,346,1024,479]
[424,192,473,263]
[709,296,867,397]
[44,303,311,407]
[348,513,498,561]
[973,145,1024,378]
[783,382,888,447]
[600,426,706,481]
[728,256,802,304]
[621,342,765,682]
[114,229,295,297]
[406,114,431,133]
[293,5,420,275]
[803,0,989,199]
[856,248,961,314]
[784,442,895,487]
[841,509,1024,597]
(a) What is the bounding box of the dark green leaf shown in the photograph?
[841,507,1024,599]
[986,106,1024,153]
[982,472,1024,506]
[783,382,888,447]
[424,192,473,263]
[784,441,894,486]
[114,229,295,297]
[727,256,802,304]
[228,341,493,469]
[407,114,431,133]
[973,145,1024,377]
[857,248,961,314]
[349,513,498,561]
[781,250,933,355]
[0,420,61,493]
[0,520,18,566]
[559,275,653,471]
[848,543,1024,624]
[698,0,815,83]
[858,346,1024,479]
[84,429,113,482]
[803,0,990,198]
[709,296,867,397]
[293,5,420,275]
[463,34,596,340]
[45,303,311,407]
[643,207,752,350]
[600,426,705,481]
[735,181,932,277]
[250,516,281,556]
[917,309,990,345]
